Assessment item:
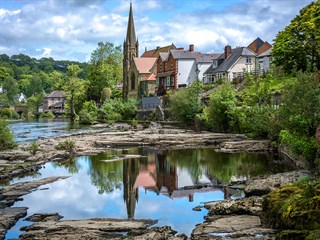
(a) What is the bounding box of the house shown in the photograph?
[203,45,256,83]
[128,57,157,99]
[156,44,220,95]
[43,90,66,114]
[247,37,273,74]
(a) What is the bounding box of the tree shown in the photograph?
[169,80,203,124]
[2,75,19,104]
[101,87,112,102]
[0,119,16,150]
[272,1,320,73]
[88,42,122,101]
[64,64,87,121]
[26,93,45,117]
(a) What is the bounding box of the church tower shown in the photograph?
[123,3,139,99]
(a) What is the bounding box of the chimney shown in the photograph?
[224,45,232,59]
[156,46,160,50]
[189,44,194,52]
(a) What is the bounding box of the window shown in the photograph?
[246,57,252,64]
[131,73,135,90]
[217,72,224,79]
[170,62,173,70]
[160,63,163,72]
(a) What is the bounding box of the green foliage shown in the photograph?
[55,139,76,153]
[63,64,87,121]
[99,99,137,123]
[26,93,44,117]
[204,81,237,132]
[0,119,16,150]
[40,111,55,119]
[279,130,318,163]
[28,141,40,155]
[263,178,320,231]
[101,87,112,102]
[169,80,203,124]
[88,42,122,101]
[272,1,320,73]
[79,100,99,124]
[0,108,19,119]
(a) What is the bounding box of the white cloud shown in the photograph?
[0,0,314,61]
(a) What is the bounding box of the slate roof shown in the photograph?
[141,44,176,58]
[133,57,156,73]
[205,47,256,74]
[45,90,66,98]
[196,53,221,63]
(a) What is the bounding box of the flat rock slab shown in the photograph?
[191,215,276,239]
[0,207,28,240]
[19,218,159,240]
[244,170,312,197]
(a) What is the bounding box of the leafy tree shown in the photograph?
[88,42,122,101]
[79,100,99,124]
[204,81,237,132]
[169,80,203,124]
[26,93,45,117]
[2,75,19,104]
[64,64,87,121]
[272,1,320,73]
[99,99,136,123]
[0,119,16,150]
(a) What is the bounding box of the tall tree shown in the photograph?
[272,1,320,73]
[64,64,87,121]
[88,42,122,101]
[2,75,19,104]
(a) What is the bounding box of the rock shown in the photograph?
[193,206,202,211]
[220,140,271,153]
[191,215,276,239]
[204,196,264,216]
[19,218,157,240]
[244,170,312,197]
[25,213,63,222]
[0,207,28,239]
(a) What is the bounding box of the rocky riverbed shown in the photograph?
[0,123,309,240]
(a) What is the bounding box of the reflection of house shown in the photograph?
[203,45,256,83]
[43,90,66,114]
[156,45,220,95]
[128,57,157,99]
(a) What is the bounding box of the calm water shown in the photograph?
[5,147,291,239]
[8,119,94,143]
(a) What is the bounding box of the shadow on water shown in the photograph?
[5,147,294,239]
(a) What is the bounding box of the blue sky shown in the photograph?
[0,0,315,62]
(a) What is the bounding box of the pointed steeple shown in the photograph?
[126,3,136,47]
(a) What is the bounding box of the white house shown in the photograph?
[203,45,256,83]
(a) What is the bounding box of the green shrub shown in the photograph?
[28,141,40,155]
[99,99,137,123]
[169,80,203,124]
[0,119,16,150]
[55,139,76,153]
[204,82,236,132]
[40,111,55,119]
[79,101,98,124]
[0,108,19,119]
[279,130,318,164]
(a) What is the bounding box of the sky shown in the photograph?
[0,0,315,63]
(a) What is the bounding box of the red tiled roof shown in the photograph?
[147,73,156,81]
[133,57,157,73]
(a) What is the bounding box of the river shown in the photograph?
[4,145,292,239]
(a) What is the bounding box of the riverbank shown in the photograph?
[0,123,308,239]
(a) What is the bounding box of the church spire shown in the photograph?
[126,2,136,47]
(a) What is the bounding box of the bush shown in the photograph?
[55,139,76,153]
[40,111,55,119]
[79,101,99,124]
[99,99,137,123]
[0,119,16,150]
[169,80,203,124]
[204,82,236,132]
[28,141,40,155]
[0,108,19,119]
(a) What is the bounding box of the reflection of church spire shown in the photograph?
[123,159,140,219]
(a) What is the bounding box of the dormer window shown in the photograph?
[246,57,252,65]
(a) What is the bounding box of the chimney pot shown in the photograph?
[224,45,232,59]
[189,44,194,52]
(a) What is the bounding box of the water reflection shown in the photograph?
[7,147,291,239]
